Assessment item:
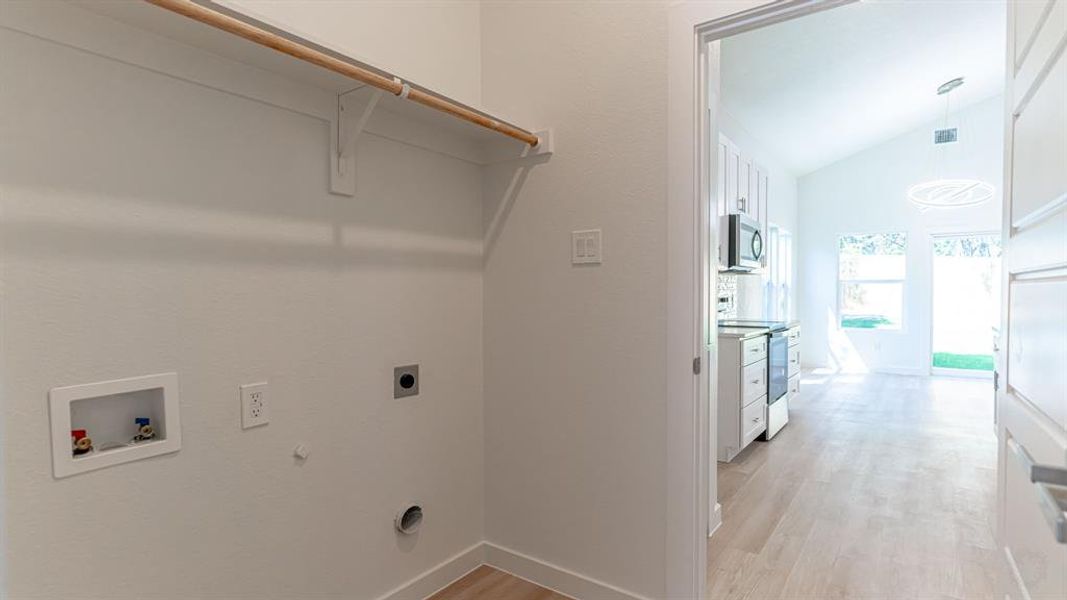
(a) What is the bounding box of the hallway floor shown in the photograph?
[708,372,1000,599]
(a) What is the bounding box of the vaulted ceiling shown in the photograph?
[720,0,1006,176]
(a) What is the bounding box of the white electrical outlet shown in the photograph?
[240,382,270,429]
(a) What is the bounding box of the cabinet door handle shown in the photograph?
[1008,437,1067,544]
[738,197,746,211]
[750,379,760,384]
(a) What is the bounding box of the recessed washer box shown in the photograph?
[49,373,181,478]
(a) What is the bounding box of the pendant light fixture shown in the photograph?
[907,77,995,210]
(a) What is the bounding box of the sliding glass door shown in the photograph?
[931,233,1001,374]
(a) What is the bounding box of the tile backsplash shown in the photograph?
[717,273,738,319]
[717,272,767,320]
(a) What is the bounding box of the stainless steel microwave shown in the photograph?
[725,213,763,271]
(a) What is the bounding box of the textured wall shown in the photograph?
[0,18,484,598]
[480,3,670,598]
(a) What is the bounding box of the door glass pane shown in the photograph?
[932,234,1002,371]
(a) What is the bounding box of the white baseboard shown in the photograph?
[931,367,993,379]
[376,540,657,600]
[376,542,486,600]
[484,542,654,600]
[709,502,723,538]
[871,366,926,376]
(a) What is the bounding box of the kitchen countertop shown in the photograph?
[718,326,771,339]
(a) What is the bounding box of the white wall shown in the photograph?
[718,108,800,320]
[0,12,485,599]
[0,0,751,597]
[798,95,1004,374]
[221,0,483,107]
[480,3,670,598]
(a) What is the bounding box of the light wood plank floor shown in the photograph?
[429,565,570,600]
[708,371,1000,600]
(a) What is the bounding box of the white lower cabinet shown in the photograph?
[787,345,800,378]
[742,360,767,405]
[741,397,767,449]
[718,333,768,462]
[787,373,800,397]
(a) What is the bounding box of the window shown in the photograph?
[764,225,794,320]
[838,233,906,330]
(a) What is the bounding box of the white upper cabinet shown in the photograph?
[717,133,772,269]
[717,134,768,221]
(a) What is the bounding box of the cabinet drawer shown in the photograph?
[742,336,767,365]
[788,374,800,397]
[787,346,801,377]
[742,359,767,406]
[741,398,767,448]
[787,326,801,347]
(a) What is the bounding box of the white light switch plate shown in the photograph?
[572,229,602,264]
[240,382,269,429]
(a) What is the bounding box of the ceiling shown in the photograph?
[720,0,1006,176]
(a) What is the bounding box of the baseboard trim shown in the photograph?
[375,540,655,600]
[931,367,993,379]
[871,366,926,376]
[484,542,654,600]
[376,542,486,600]
[709,503,723,538]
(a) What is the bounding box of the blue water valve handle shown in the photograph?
[135,417,150,426]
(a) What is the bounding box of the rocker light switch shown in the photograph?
[572,229,602,264]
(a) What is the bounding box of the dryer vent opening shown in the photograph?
[395,504,423,535]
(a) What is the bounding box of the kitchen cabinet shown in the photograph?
[718,134,756,218]
[717,332,768,462]
[717,133,770,269]
[786,325,801,397]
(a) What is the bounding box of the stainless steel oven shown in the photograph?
[763,329,789,439]
[725,213,763,271]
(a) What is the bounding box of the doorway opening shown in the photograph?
[931,232,1001,375]
[700,0,1006,596]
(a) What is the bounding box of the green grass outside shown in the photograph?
[841,316,895,329]
[932,352,994,371]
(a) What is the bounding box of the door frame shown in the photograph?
[665,1,854,597]
[927,230,1001,379]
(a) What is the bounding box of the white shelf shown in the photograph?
[71,0,549,155]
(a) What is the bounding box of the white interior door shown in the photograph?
[997,2,1067,599]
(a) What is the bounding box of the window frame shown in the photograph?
[766,224,794,321]
[836,232,908,332]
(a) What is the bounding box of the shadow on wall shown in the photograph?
[826,307,870,373]
[1,143,552,274]
[0,21,551,275]
[482,153,552,264]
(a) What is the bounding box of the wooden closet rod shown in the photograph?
[143,0,540,147]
